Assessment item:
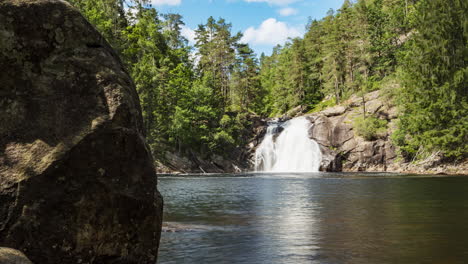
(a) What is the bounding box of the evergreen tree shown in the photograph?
[67,0,129,53]
[231,44,263,113]
[195,17,242,108]
[394,0,468,159]
[67,0,466,162]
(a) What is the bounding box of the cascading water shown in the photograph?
[255,117,322,172]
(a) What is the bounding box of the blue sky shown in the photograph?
[152,0,345,56]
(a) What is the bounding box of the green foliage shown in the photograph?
[68,0,466,163]
[211,131,235,150]
[169,78,219,153]
[353,116,388,141]
[259,0,412,115]
[210,112,251,154]
[66,0,129,53]
[67,1,266,157]
[379,74,400,104]
[307,98,336,113]
[260,39,322,116]
[394,0,468,160]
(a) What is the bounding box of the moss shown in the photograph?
[307,98,336,114]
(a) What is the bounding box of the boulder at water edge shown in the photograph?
[0,0,163,263]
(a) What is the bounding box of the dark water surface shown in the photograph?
[157,173,468,264]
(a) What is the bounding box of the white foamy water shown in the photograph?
[255,117,322,172]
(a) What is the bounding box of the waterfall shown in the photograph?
[255,117,322,172]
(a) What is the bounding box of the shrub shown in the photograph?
[353,115,388,141]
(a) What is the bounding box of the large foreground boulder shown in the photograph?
[0,248,33,264]
[0,0,162,263]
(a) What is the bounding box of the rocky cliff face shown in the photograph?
[247,91,467,175]
[307,91,398,172]
[156,115,265,174]
[0,0,162,263]
[306,91,467,174]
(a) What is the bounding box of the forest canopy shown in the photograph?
[66,0,467,161]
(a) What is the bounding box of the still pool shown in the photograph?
[157,173,468,264]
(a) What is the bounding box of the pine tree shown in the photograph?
[195,17,242,109]
[394,0,468,159]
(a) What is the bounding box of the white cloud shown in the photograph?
[278,7,298,16]
[241,18,302,45]
[181,26,196,44]
[244,0,299,6]
[151,0,181,6]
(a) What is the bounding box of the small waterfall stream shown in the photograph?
[255,117,322,172]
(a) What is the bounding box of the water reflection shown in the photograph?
[158,174,468,264]
[310,177,468,264]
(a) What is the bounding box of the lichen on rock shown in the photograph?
[0,247,33,264]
